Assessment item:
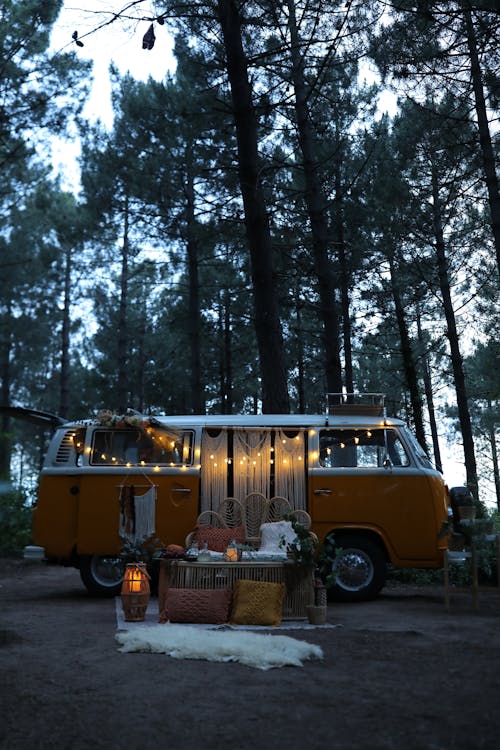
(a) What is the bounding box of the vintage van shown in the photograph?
[25,395,451,600]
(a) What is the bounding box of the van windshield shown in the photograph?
[90,427,193,466]
[319,428,410,468]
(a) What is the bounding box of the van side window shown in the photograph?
[319,429,410,468]
[90,427,193,466]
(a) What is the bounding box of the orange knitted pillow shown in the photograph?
[159,588,232,624]
[195,525,245,552]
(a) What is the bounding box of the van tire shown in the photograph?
[79,555,125,597]
[327,535,387,602]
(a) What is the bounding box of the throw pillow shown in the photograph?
[230,579,285,627]
[159,588,232,624]
[259,521,297,554]
[195,525,245,552]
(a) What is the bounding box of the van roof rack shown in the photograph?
[325,393,386,418]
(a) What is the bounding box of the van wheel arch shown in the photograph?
[320,531,388,602]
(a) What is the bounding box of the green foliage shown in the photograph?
[0,489,33,556]
[280,513,318,567]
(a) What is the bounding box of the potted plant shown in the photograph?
[450,486,477,521]
[279,513,318,567]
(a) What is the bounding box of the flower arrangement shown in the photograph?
[95,410,150,430]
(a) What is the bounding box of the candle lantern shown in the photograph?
[121,562,150,622]
[225,539,239,562]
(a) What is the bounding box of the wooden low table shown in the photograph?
[158,559,314,619]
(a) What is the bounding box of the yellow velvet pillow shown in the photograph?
[230,579,285,627]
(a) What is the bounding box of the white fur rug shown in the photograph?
[116,624,323,670]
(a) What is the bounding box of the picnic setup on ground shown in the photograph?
[116,500,329,670]
[120,497,326,628]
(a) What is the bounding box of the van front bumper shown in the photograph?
[23,545,46,561]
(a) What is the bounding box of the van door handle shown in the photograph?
[171,488,191,493]
[314,488,333,495]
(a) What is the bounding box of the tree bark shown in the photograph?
[117,198,130,413]
[286,0,342,394]
[334,152,354,394]
[58,243,71,420]
[431,165,479,500]
[464,9,500,279]
[417,309,443,471]
[486,398,500,511]
[216,0,289,413]
[0,299,12,479]
[388,254,428,452]
[185,152,205,414]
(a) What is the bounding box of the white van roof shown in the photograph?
[152,413,404,430]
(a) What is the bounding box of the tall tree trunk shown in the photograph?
[223,291,233,414]
[117,199,130,413]
[185,154,205,414]
[59,243,71,420]
[217,0,289,413]
[0,299,12,479]
[334,151,354,394]
[388,254,428,452]
[464,9,500,278]
[286,0,342,393]
[487,399,500,511]
[431,166,479,500]
[218,290,233,414]
[417,308,442,471]
[294,291,306,413]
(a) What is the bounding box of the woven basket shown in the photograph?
[458,506,476,520]
[306,605,327,625]
[121,592,150,622]
[448,533,466,551]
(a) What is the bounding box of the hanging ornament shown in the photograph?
[142,23,156,50]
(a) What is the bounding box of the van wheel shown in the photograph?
[79,555,125,597]
[327,535,387,602]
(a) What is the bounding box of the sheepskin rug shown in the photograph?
[115,624,323,670]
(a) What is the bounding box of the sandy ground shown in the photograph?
[1,557,500,750]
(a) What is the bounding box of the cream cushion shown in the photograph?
[259,521,297,554]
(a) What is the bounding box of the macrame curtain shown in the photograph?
[273,430,306,509]
[200,430,228,512]
[119,482,156,541]
[233,430,271,500]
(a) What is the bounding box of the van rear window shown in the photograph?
[319,428,410,468]
[90,427,193,466]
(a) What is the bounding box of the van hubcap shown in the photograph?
[335,549,374,591]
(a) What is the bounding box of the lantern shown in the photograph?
[225,539,239,562]
[121,563,150,622]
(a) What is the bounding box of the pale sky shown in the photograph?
[50,1,175,127]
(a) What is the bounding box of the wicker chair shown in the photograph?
[243,492,269,544]
[218,497,245,530]
[267,495,292,523]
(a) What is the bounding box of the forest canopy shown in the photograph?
[0,0,498,509]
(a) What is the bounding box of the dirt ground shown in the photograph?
[1,558,500,750]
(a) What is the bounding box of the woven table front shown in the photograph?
[158,560,314,619]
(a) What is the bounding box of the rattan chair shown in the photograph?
[243,492,269,544]
[218,497,245,530]
[267,495,292,523]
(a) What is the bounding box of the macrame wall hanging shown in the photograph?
[200,430,228,512]
[233,430,271,501]
[119,476,157,542]
[273,430,306,510]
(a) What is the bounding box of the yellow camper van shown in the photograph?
[25,395,451,600]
